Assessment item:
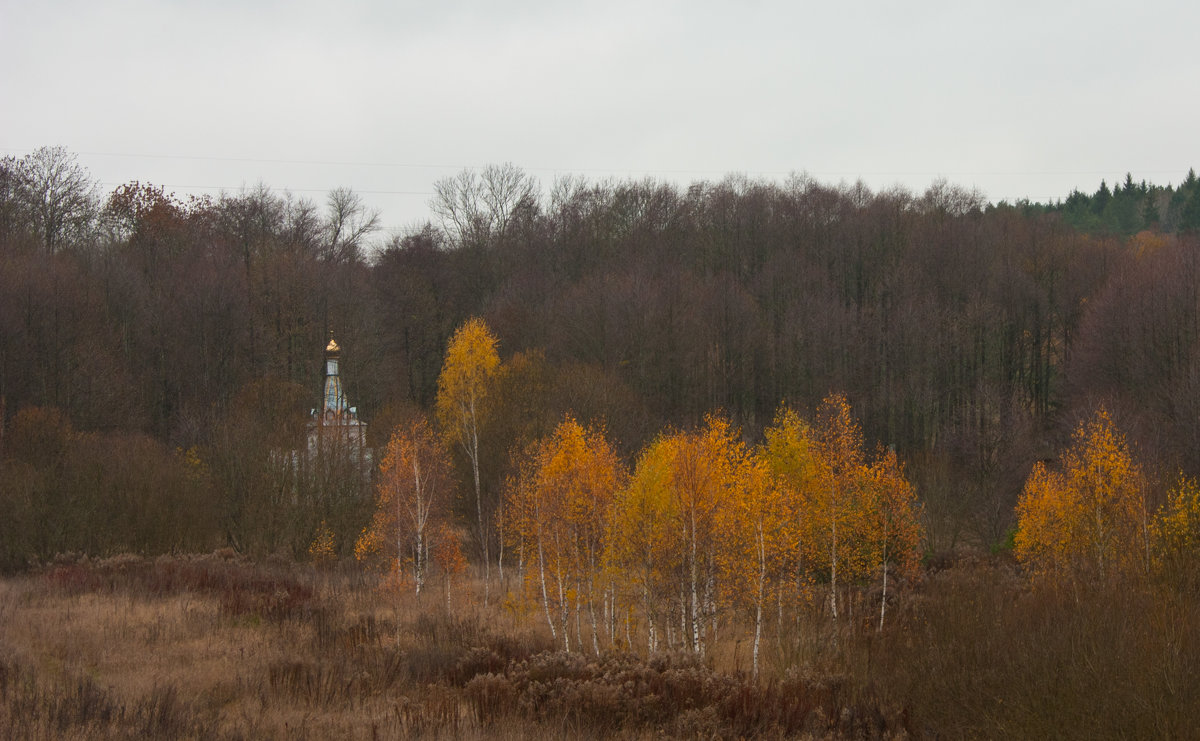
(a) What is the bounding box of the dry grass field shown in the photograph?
[2,552,1198,739]
[0,552,909,740]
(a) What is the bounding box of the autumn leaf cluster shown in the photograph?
[1015,407,1200,592]
[504,394,923,671]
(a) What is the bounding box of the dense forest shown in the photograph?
[2,146,1200,570]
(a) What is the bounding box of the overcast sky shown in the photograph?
[3,0,1198,235]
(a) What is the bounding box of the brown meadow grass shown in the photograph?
[1,552,1196,739]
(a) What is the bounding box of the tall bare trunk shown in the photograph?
[690,515,701,653]
[537,533,555,639]
[878,560,888,632]
[414,528,424,597]
[497,506,505,587]
[878,520,889,633]
[753,526,766,679]
[588,580,600,655]
[830,505,839,622]
[645,583,657,653]
[467,399,489,607]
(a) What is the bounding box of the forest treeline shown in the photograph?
[3,146,1200,569]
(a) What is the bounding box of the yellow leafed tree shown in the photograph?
[1015,408,1148,585]
[761,406,826,608]
[716,442,781,678]
[862,447,922,630]
[1152,476,1200,591]
[506,416,624,652]
[609,416,741,655]
[670,416,741,654]
[812,393,867,621]
[435,317,501,602]
[606,434,680,653]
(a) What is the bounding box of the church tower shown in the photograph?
[322,333,348,418]
[307,331,369,479]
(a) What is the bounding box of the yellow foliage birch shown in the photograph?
[813,393,867,621]
[1015,408,1148,585]
[609,416,739,655]
[435,317,501,601]
[762,406,825,605]
[716,445,782,678]
[1151,477,1200,591]
[606,434,681,653]
[506,417,624,652]
[863,447,922,630]
[670,416,740,654]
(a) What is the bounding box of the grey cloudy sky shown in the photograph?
[3,0,1198,235]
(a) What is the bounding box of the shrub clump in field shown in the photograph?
[465,650,909,739]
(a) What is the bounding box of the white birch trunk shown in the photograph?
[497,506,505,586]
[537,533,556,639]
[574,584,583,654]
[414,529,424,597]
[878,559,888,632]
[878,519,889,633]
[588,583,600,656]
[556,534,569,651]
[690,515,701,654]
[753,524,766,680]
[464,395,489,607]
[830,502,839,622]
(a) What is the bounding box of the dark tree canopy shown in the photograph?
[2,151,1199,566]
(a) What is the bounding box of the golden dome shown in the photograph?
[326,333,340,354]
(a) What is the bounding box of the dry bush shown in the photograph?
[463,650,909,738]
[35,551,319,622]
[859,556,1200,738]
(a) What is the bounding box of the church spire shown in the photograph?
[323,331,347,415]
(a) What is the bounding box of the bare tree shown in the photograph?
[17,146,101,254]
[324,187,380,263]
[430,163,538,248]
[0,156,31,249]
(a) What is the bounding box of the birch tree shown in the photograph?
[813,394,866,622]
[606,436,680,653]
[355,416,454,599]
[1152,476,1200,592]
[614,416,740,654]
[717,444,781,678]
[436,317,502,603]
[863,447,922,630]
[1015,407,1148,586]
[506,417,624,652]
[761,406,826,608]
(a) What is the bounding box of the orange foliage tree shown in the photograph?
[1015,408,1149,585]
[601,400,923,657]
[506,416,624,653]
[355,416,456,599]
